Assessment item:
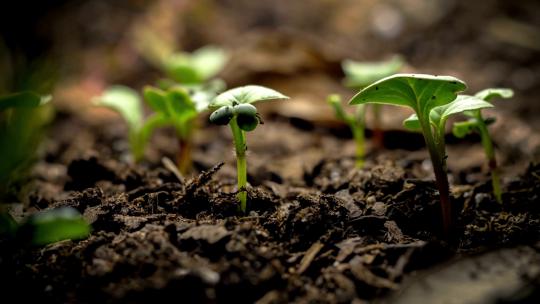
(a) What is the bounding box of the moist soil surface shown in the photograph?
[1,112,539,304]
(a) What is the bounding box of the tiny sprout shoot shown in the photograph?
[452,88,514,203]
[143,85,210,173]
[349,74,470,234]
[209,85,289,212]
[342,56,404,148]
[94,86,164,163]
[327,94,366,167]
[1,91,52,198]
[163,46,228,85]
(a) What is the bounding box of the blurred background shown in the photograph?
[1,0,540,167]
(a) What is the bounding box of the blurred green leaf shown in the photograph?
[24,207,91,246]
[452,119,477,138]
[93,86,143,131]
[0,91,43,111]
[164,46,228,84]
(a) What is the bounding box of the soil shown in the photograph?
[1,111,539,303]
[2,1,540,303]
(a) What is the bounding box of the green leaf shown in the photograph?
[143,86,168,114]
[474,88,514,101]
[430,95,493,126]
[342,56,404,89]
[93,86,143,131]
[403,113,421,131]
[164,46,228,84]
[210,85,289,108]
[0,91,44,111]
[349,74,467,121]
[24,207,91,246]
[166,87,197,121]
[452,119,477,138]
[403,95,493,130]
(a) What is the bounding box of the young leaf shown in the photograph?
[23,207,91,246]
[342,56,404,89]
[0,91,44,111]
[474,88,514,101]
[164,46,228,84]
[403,113,421,131]
[210,85,289,108]
[349,74,467,120]
[93,86,143,131]
[452,120,477,138]
[143,86,169,114]
[404,95,493,130]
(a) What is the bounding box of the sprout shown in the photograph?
[0,91,52,199]
[209,85,288,212]
[327,94,366,167]
[143,85,210,174]
[94,85,210,174]
[342,56,405,149]
[452,88,514,203]
[93,86,167,164]
[349,74,479,233]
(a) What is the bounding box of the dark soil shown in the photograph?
[1,113,539,304]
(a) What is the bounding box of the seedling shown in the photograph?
[93,86,166,163]
[209,85,288,212]
[1,91,52,199]
[342,56,404,148]
[143,85,210,173]
[452,88,514,203]
[327,94,366,167]
[349,74,489,233]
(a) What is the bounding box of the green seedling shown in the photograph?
[93,86,166,163]
[1,207,91,246]
[94,85,210,174]
[209,85,289,212]
[143,85,210,173]
[342,56,404,148]
[452,88,514,203]
[1,91,52,199]
[162,46,228,85]
[349,74,487,233]
[327,94,366,167]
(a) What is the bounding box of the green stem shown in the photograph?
[175,120,195,175]
[351,122,365,168]
[476,114,502,203]
[229,117,247,212]
[421,119,452,234]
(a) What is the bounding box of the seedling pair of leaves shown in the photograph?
[452,88,514,203]
[209,85,289,212]
[1,207,91,246]
[330,56,404,167]
[349,74,495,233]
[94,85,208,173]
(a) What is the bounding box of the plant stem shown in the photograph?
[372,104,384,149]
[421,119,452,234]
[476,114,502,203]
[229,117,247,212]
[176,136,192,175]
